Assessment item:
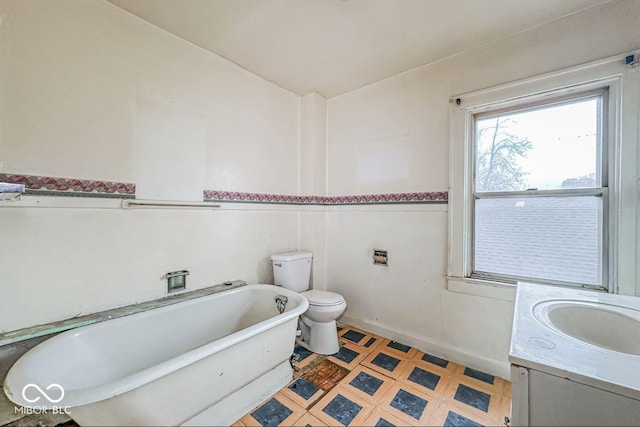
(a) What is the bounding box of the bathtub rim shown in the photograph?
[3,284,308,409]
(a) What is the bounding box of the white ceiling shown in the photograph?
[108,0,611,97]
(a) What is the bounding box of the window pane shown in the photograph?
[475,97,600,192]
[474,196,602,285]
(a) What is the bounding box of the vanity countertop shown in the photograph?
[510,282,640,401]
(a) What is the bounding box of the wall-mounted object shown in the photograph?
[122,200,220,209]
[625,53,639,71]
[373,249,388,266]
[0,182,26,201]
[166,270,189,292]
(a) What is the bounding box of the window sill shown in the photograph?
[446,276,516,302]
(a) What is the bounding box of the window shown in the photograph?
[447,56,640,295]
[472,94,607,288]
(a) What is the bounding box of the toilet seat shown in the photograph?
[301,290,345,307]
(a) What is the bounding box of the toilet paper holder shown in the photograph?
[373,249,388,266]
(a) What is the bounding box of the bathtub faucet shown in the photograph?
[275,295,288,314]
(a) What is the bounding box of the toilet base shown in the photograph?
[297,317,339,355]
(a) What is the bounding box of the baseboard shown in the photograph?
[340,315,511,380]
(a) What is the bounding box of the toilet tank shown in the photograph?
[271,251,313,292]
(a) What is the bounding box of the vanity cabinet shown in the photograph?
[511,365,640,426]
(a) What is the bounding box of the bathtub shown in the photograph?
[3,284,308,426]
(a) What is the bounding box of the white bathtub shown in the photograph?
[3,284,308,426]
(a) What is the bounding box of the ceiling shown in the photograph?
[108,0,611,97]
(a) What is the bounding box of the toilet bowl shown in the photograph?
[270,251,346,355]
[298,290,346,355]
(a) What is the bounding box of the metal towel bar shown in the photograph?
[121,200,220,209]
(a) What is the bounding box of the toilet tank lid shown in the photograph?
[271,251,313,261]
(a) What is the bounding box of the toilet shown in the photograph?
[271,251,346,355]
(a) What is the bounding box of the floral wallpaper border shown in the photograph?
[0,174,135,199]
[0,174,448,204]
[203,190,448,205]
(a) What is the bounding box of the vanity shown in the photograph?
[509,282,640,426]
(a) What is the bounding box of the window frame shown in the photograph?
[446,56,639,297]
[469,90,609,290]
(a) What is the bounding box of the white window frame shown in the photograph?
[471,90,608,289]
[448,54,640,298]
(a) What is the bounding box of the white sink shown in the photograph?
[510,283,640,403]
[533,300,640,355]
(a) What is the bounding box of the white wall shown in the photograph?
[298,93,328,290]
[0,0,299,195]
[0,0,302,332]
[299,93,327,197]
[325,0,640,378]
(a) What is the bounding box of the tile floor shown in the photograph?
[238,326,512,427]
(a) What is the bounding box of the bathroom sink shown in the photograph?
[533,300,640,355]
